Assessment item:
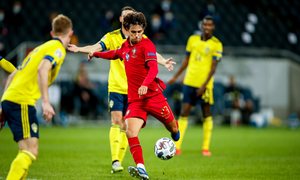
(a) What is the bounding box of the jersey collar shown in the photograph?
[52,37,63,45]
[120,28,126,39]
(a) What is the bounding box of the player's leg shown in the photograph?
[126,117,149,180]
[7,138,38,180]
[175,103,192,155]
[125,102,149,179]
[175,85,196,154]
[147,97,180,142]
[108,93,126,173]
[201,102,213,156]
[117,94,129,164]
[2,101,38,179]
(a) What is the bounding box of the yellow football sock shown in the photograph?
[202,116,213,150]
[118,130,128,164]
[110,124,121,162]
[6,150,36,180]
[175,116,188,150]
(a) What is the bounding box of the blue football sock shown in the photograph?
[171,130,180,141]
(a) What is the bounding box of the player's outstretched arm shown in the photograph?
[38,60,55,122]
[156,53,176,71]
[89,50,120,61]
[68,41,102,54]
[168,55,190,84]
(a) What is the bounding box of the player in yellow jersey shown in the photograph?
[1,14,73,179]
[68,6,175,173]
[0,56,16,73]
[168,15,223,157]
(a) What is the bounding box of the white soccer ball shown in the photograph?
[154,137,176,160]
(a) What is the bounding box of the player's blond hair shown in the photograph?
[52,14,73,36]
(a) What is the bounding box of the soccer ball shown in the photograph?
[154,137,176,160]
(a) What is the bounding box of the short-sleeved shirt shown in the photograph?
[1,38,66,105]
[184,34,223,89]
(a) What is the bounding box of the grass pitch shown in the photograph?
[1,123,300,179]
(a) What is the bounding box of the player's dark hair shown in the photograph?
[121,6,136,12]
[203,15,214,23]
[123,12,147,30]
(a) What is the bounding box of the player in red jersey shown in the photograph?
[89,12,180,180]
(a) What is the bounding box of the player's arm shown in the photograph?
[68,41,103,54]
[88,49,120,61]
[38,59,55,122]
[139,60,158,96]
[0,56,16,73]
[196,60,218,96]
[167,54,190,84]
[156,53,176,71]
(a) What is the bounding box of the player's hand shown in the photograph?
[138,85,148,96]
[88,52,94,61]
[42,102,55,122]
[197,85,206,96]
[167,77,177,85]
[164,58,176,71]
[67,44,79,52]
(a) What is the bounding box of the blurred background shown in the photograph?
[0,0,299,128]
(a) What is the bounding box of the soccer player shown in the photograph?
[0,56,16,73]
[168,15,223,156]
[1,14,73,179]
[68,6,175,173]
[89,12,180,180]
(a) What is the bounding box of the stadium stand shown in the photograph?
[0,0,299,56]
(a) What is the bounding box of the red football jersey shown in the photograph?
[117,37,162,102]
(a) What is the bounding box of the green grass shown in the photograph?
[1,124,300,179]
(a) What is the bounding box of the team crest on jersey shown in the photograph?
[31,123,38,133]
[55,49,62,58]
[132,48,137,58]
[125,53,130,61]
[204,47,210,54]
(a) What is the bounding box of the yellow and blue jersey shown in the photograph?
[183,34,223,89]
[100,29,128,94]
[1,38,66,105]
[0,56,16,73]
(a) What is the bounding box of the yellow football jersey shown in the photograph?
[1,39,66,105]
[0,56,16,73]
[100,29,127,94]
[183,34,223,89]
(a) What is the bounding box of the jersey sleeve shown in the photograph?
[212,41,223,61]
[144,40,157,62]
[43,46,66,69]
[99,33,111,51]
[0,57,16,73]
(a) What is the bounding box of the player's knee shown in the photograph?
[180,110,190,116]
[111,117,123,125]
[126,129,138,138]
